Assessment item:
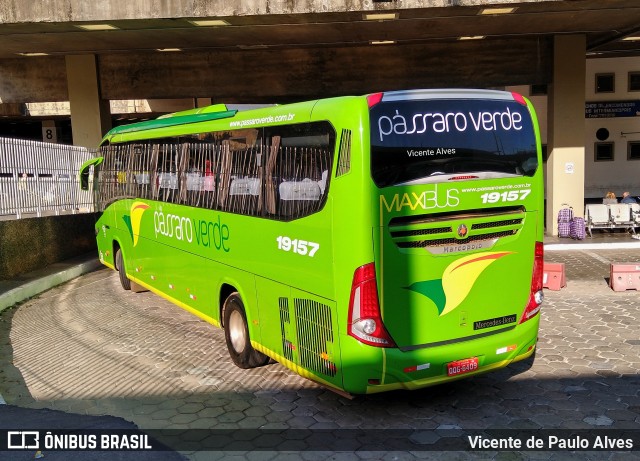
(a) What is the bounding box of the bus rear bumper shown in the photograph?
[342,316,539,394]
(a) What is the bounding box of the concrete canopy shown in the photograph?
[0,0,639,103]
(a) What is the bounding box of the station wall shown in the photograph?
[509,57,640,200]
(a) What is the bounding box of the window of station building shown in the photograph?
[594,142,614,161]
[595,73,615,93]
[530,84,547,96]
[628,141,640,160]
[629,72,640,92]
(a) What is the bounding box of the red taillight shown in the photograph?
[367,92,384,108]
[520,241,544,323]
[511,91,528,106]
[348,263,396,347]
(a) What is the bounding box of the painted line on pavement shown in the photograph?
[545,241,640,251]
[584,251,611,264]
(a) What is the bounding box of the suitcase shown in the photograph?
[557,206,573,223]
[557,204,573,238]
[558,221,571,238]
[570,217,586,240]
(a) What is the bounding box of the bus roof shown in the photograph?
[100,89,525,145]
[104,106,238,138]
[377,88,520,102]
[101,98,325,145]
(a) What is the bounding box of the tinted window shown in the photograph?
[264,122,335,220]
[98,122,334,221]
[370,99,538,188]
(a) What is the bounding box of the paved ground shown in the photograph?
[1,241,640,460]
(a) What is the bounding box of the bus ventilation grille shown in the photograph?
[279,297,294,363]
[472,219,522,230]
[389,211,524,249]
[396,230,517,248]
[336,129,351,177]
[390,226,450,238]
[294,299,337,377]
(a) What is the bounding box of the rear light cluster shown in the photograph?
[367,92,383,108]
[348,263,396,347]
[520,241,544,323]
[511,91,528,106]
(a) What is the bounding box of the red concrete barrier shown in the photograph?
[610,263,640,291]
[543,262,566,291]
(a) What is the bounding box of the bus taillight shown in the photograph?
[367,93,384,108]
[348,263,396,347]
[511,92,528,106]
[520,241,544,323]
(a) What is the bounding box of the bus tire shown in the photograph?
[223,293,269,369]
[115,248,131,291]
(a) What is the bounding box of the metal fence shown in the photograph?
[0,138,97,219]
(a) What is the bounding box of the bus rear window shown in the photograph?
[370,98,538,188]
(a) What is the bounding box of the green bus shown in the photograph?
[81,89,544,395]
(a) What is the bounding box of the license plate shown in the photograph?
[447,357,479,377]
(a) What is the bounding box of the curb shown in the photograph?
[545,241,640,251]
[0,258,102,314]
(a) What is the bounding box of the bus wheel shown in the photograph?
[115,248,131,291]
[223,293,269,369]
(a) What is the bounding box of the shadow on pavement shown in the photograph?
[0,306,186,460]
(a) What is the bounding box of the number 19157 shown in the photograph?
[481,189,530,204]
[276,236,320,257]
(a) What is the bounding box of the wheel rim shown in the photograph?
[228,309,246,354]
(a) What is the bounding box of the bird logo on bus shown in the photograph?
[406,251,512,316]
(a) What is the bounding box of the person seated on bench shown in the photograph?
[603,191,618,205]
[621,191,637,204]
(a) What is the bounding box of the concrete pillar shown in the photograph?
[195,98,212,108]
[65,55,111,147]
[545,35,586,236]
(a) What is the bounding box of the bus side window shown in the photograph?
[228,176,260,214]
[130,144,151,199]
[225,143,261,216]
[264,136,281,216]
[278,177,322,217]
[98,145,119,203]
[202,147,219,210]
[203,129,264,217]
[177,143,190,204]
[217,141,232,210]
[277,148,325,218]
[157,143,179,203]
[149,144,160,201]
[318,169,328,195]
[98,123,332,217]
[267,122,334,220]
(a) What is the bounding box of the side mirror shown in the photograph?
[79,157,104,191]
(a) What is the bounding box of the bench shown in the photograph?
[585,203,639,237]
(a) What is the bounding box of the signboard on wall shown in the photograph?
[585,100,640,118]
[42,127,57,143]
